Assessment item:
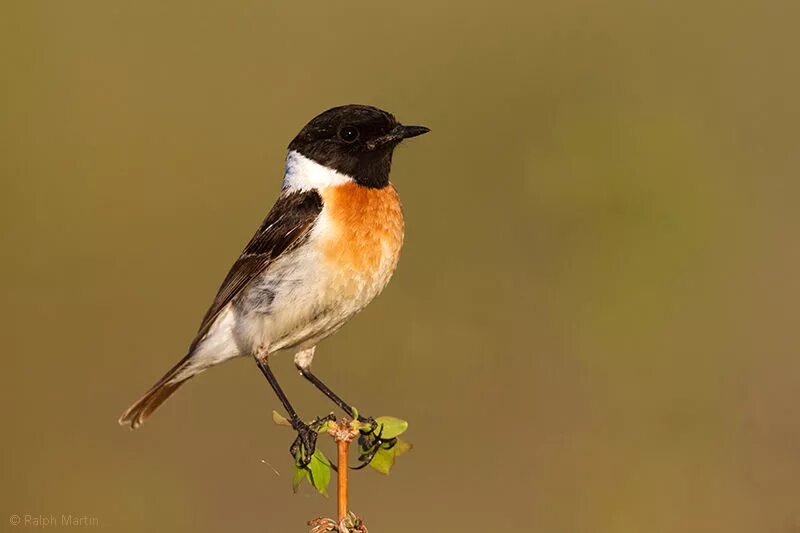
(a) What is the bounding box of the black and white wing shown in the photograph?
[189,189,323,351]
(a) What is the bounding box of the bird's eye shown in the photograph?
[338,126,360,143]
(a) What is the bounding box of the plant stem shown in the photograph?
[309,417,368,533]
[337,436,349,522]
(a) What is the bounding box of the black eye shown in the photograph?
[338,126,359,143]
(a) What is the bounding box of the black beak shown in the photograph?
[398,125,430,139]
[367,124,430,150]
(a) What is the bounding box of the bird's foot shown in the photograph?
[289,414,335,467]
[354,416,398,469]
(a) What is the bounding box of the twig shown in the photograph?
[337,430,350,521]
[308,417,368,533]
[329,417,359,523]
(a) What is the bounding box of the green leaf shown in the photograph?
[369,447,397,475]
[366,438,412,474]
[315,419,335,433]
[393,438,413,456]
[272,410,292,427]
[307,449,331,496]
[374,416,408,439]
[292,465,308,493]
[355,419,373,433]
[292,449,331,496]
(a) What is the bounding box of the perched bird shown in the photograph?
[119,104,429,461]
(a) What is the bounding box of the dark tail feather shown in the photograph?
[118,356,193,429]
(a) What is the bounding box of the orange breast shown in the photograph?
[319,182,404,272]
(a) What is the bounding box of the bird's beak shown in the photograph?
[367,124,430,150]
[397,125,430,139]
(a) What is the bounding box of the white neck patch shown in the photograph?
[282,150,353,191]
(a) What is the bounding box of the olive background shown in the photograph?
[2,1,799,532]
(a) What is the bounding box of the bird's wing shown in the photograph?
[188,189,323,352]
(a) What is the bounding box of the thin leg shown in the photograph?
[256,359,318,465]
[299,365,399,470]
[257,359,301,421]
[298,366,356,418]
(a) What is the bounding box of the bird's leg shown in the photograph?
[256,357,319,467]
[297,366,359,419]
[297,365,397,468]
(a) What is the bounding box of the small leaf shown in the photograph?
[369,447,397,475]
[314,448,331,467]
[272,410,292,427]
[355,419,373,433]
[315,419,335,433]
[307,449,331,496]
[393,438,413,456]
[374,416,408,439]
[292,465,308,493]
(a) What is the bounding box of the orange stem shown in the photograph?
[337,437,349,522]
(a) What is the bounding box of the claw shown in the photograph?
[358,416,378,435]
[312,413,336,429]
[289,418,319,467]
[351,458,374,470]
[352,419,398,469]
[289,414,336,467]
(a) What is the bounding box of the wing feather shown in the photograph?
[188,189,323,351]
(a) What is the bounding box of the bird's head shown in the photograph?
[288,104,429,189]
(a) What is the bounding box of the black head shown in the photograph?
[288,104,429,189]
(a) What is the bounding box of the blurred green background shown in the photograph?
[2,1,799,532]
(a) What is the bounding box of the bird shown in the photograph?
[119,104,429,463]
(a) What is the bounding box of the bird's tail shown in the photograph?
[118,355,195,429]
